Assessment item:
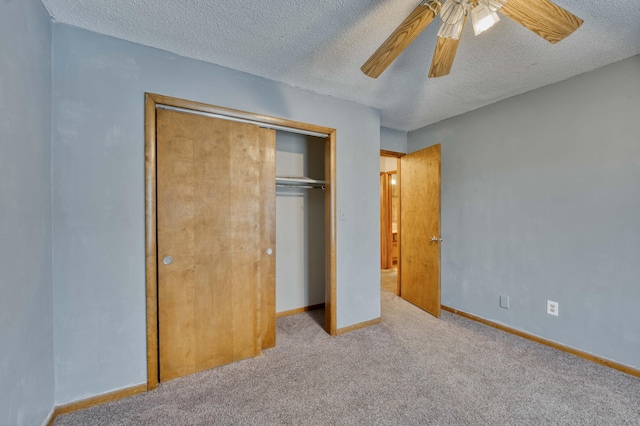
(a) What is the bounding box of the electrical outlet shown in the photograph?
[547,300,559,316]
[499,295,510,309]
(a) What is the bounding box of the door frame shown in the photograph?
[145,93,338,390]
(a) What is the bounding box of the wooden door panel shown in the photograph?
[156,119,199,380]
[259,128,276,350]
[157,109,273,382]
[400,144,441,317]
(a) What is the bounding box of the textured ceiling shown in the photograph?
[41,0,640,131]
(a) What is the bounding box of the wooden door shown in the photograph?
[399,144,441,317]
[156,108,275,382]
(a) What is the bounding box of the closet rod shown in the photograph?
[276,177,327,189]
[156,105,329,138]
[276,184,325,190]
[276,177,326,184]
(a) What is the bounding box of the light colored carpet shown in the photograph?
[55,281,640,425]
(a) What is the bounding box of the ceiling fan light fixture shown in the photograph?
[471,1,500,36]
[422,0,443,14]
[361,0,582,80]
[440,0,468,25]
[480,0,507,13]
[438,19,465,39]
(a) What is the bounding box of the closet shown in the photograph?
[275,132,326,317]
[144,93,337,388]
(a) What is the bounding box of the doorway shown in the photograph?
[145,93,337,389]
[380,152,400,295]
[380,150,403,296]
[379,146,442,317]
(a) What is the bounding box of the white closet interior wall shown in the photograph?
[275,131,326,313]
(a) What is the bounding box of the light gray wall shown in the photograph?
[275,132,325,312]
[380,127,407,153]
[408,56,640,369]
[0,0,54,424]
[52,24,380,404]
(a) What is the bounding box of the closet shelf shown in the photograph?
[276,176,326,189]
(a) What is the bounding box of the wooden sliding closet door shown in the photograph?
[156,108,275,382]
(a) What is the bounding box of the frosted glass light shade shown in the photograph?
[440,0,467,25]
[480,0,507,12]
[438,19,465,39]
[471,2,500,35]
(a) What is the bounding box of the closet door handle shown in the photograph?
[163,256,173,265]
[266,248,273,256]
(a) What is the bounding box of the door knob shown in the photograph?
[163,256,173,265]
[266,248,273,255]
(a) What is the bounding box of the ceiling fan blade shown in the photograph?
[362,1,441,78]
[429,18,466,78]
[500,0,583,44]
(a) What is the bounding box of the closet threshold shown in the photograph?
[276,176,326,190]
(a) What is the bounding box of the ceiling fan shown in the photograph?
[361,0,583,78]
